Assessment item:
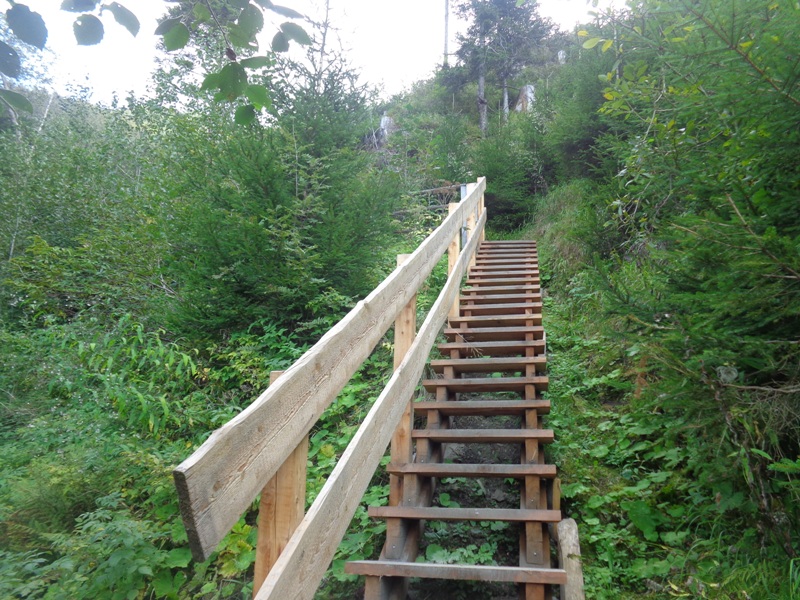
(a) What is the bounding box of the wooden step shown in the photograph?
[368,506,560,522]
[387,462,557,478]
[462,284,540,295]
[461,293,542,305]
[474,262,538,270]
[477,247,537,254]
[444,326,544,342]
[422,376,548,393]
[459,302,542,316]
[469,267,540,275]
[345,560,567,585]
[437,340,546,357]
[411,429,554,444]
[466,277,540,287]
[414,399,551,415]
[476,256,538,263]
[478,247,537,253]
[449,314,543,328]
[430,356,546,375]
[479,240,537,246]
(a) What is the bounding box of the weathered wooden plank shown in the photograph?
[475,258,538,264]
[460,302,543,316]
[448,314,543,327]
[461,293,542,304]
[558,519,586,600]
[466,276,541,286]
[389,255,416,507]
[413,399,551,415]
[368,506,561,522]
[252,207,487,600]
[462,284,540,295]
[436,340,546,357]
[422,376,549,394]
[469,269,540,277]
[386,462,557,478]
[345,561,567,584]
[411,429,554,444]
[430,356,546,374]
[445,326,545,342]
[252,372,308,597]
[174,180,487,562]
[447,203,460,321]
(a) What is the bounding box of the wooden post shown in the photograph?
[557,519,585,600]
[253,371,309,598]
[464,183,478,270]
[479,191,486,242]
[447,203,460,320]
[389,255,417,506]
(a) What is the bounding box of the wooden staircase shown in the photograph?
[347,240,571,599]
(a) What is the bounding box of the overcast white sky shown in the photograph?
[23,0,623,102]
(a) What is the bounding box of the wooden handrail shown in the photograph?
[173,177,486,596]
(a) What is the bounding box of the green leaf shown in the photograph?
[7,4,48,49]
[582,37,602,50]
[0,89,34,113]
[200,72,221,91]
[61,0,99,12]
[154,17,181,35]
[73,14,104,45]
[280,22,311,45]
[217,62,248,101]
[103,2,139,36]
[192,3,212,21]
[227,24,258,49]
[269,4,303,19]
[623,500,660,541]
[244,84,270,109]
[0,41,21,78]
[601,38,614,52]
[164,547,193,568]
[271,31,289,53]
[240,56,271,69]
[237,4,264,38]
[163,22,190,51]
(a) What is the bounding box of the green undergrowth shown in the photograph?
[523,181,798,600]
[0,308,399,600]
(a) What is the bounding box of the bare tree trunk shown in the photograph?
[502,77,509,123]
[478,67,487,136]
[311,0,331,93]
[443,0,449,67]
[477,28,488,137]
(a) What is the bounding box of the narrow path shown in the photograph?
[347,240,568,599]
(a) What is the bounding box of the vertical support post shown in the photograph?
[558,519,586,600]
[253,371,309,598]
[447,203,460,320]
[479,190,486,243]
[460,184,468,249]
[389,254,417,506]
[465,185,478,270]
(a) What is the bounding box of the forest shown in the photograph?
[1,0,798,598]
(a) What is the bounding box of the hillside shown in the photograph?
[1,0,798,598]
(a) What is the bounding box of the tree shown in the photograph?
[455,0,552,133]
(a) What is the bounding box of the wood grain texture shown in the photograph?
[251,210,487,599]
[558,519,586,600]
[345,561,567,584]
[174,180,487,562]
